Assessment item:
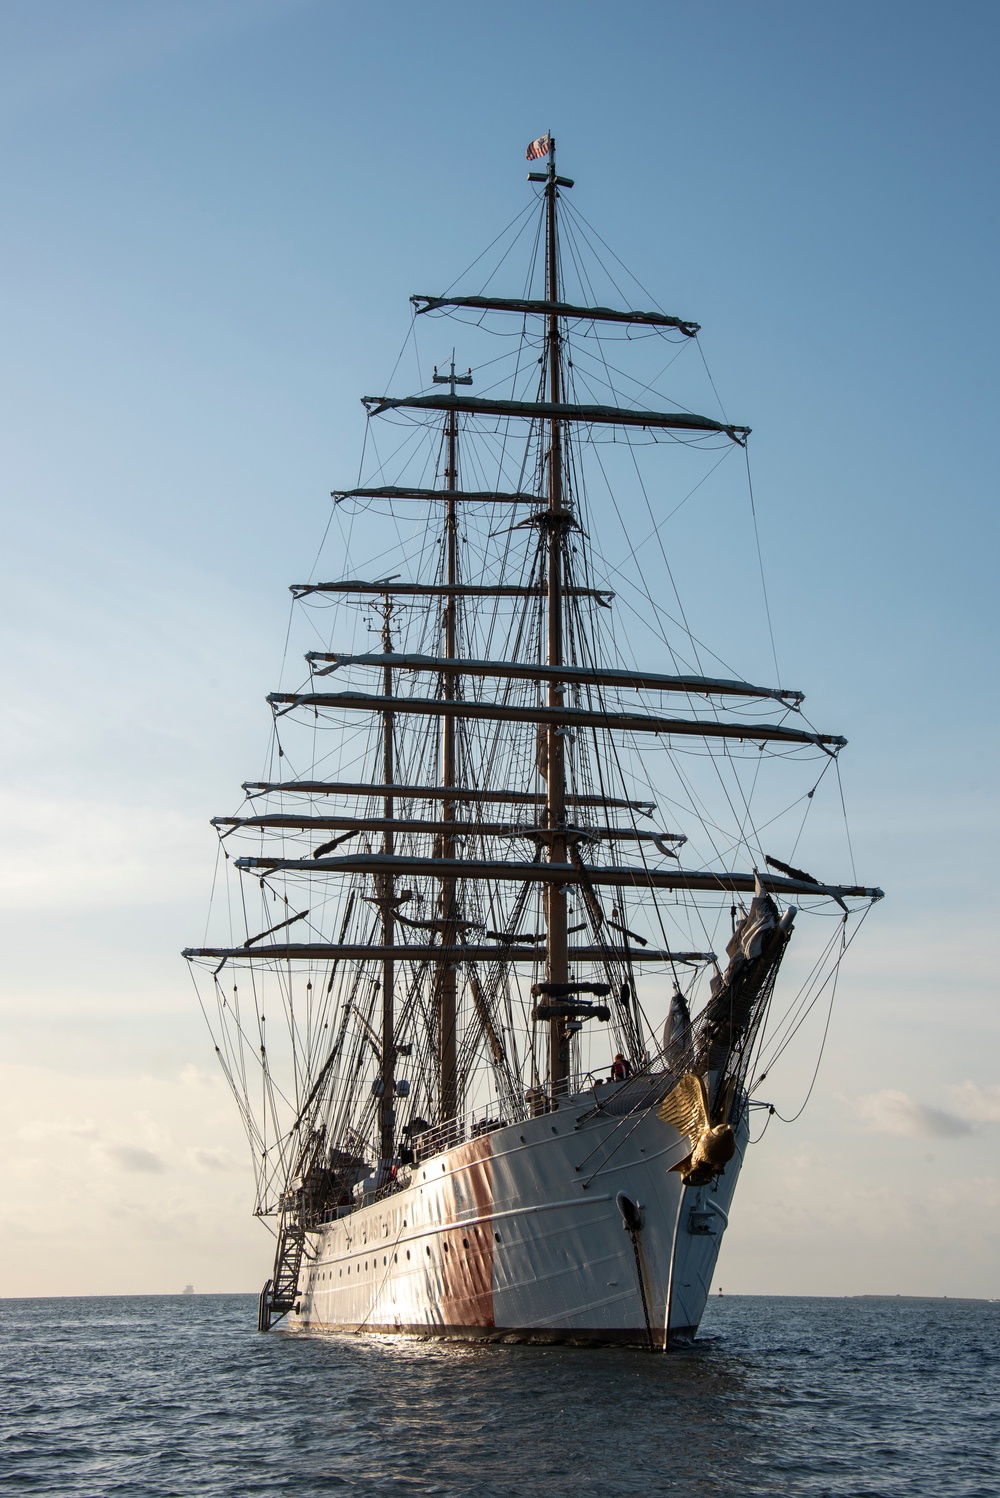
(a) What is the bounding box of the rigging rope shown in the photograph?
[744,446,781,688]
[770,916,848,1123]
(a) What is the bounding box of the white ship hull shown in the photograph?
[289,1087,747,1347]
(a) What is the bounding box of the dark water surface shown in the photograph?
[1,1295,996,1496]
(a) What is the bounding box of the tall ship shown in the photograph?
[184,136,881,1348]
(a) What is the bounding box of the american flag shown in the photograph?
[526,134,551,162]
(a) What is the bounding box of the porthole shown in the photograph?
[426,1246,431,1256]
[494,1232,502,1243]
[406,1250,410,1260]
[443,1242,449,1254]
[463,1238,469,1248]
[394,1253,398,1263]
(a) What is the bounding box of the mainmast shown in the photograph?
[378,598,396,1162]
[433,357,472,1123]
[541,136,572,1094]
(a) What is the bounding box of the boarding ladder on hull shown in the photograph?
[258,1215,306,1331]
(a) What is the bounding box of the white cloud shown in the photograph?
[0,1061,264,1293]
[853,1088,973,1138]
[953,1082,1000,1125]
[100,1143,167,1174]
[719,1134,1000,1296]
[179,1064,226,1090]
[191,1146,235,1172]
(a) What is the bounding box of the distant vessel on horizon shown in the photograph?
[184,135,881,1349]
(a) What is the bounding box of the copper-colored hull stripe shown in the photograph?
[438,1135,494,1328]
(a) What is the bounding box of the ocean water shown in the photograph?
[1,1295,996,1497]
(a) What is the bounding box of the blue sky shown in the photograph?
[1,0,997,1295]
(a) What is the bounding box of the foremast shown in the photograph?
[434,357,473,1123]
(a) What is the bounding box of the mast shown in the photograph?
[433,357,472,1123]
[542,136,571,1096]
[378,598,396,1162]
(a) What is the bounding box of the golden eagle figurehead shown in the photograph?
[657,1072,736,1186]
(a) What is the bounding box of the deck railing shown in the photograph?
[411,1109,507,1163]
[312,1070,643,1222]
[409,1070,620,1163]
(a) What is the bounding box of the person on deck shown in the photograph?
[611,1053,632,1081]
